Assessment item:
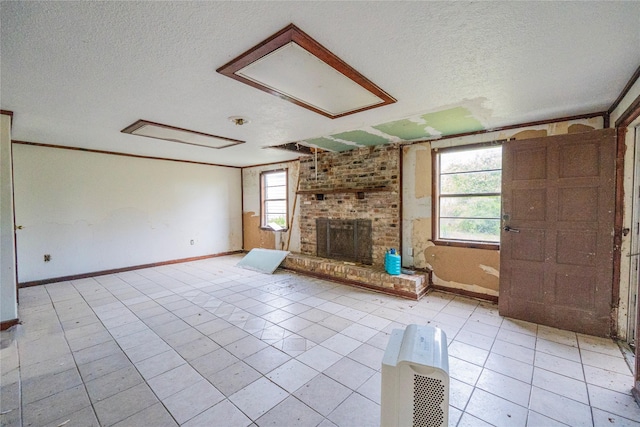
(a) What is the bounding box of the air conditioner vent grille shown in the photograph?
[413,374,445,427]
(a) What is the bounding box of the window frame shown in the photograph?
[431,142,502,250]
[260,168,289,231]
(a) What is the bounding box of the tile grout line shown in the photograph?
[14,255,640,427]
[72,275,183,426]
[43,282,99,426]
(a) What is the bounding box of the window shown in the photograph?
[261,169,288,229]
[433,144,502,247]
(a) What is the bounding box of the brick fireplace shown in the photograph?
[298,144,401,267]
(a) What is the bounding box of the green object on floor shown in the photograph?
[237,248,290,274]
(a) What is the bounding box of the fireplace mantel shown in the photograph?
[297,186,391,195]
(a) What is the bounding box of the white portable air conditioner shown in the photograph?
[381,324,449,427]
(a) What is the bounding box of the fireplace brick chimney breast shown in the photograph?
[298,144,401,266]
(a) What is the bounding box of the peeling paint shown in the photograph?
[431,271,499,297]
[330,130,389,146]
[424,245,500,294]
[567,123,595,133]
[548,121,571,135]
[403,117,606,298]
[414,149,431,199]
[479,264,499,277]
[411,218,432,266]
[511,129,548,140]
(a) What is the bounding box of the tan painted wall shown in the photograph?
[402,116,603,297]
[241,161,301,252]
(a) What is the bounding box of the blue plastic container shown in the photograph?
[385,249,401,275]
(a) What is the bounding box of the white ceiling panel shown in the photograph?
[1,1,638,166]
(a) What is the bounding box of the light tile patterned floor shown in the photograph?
[1,254,639,426]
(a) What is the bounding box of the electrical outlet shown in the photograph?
[44,254,51,262]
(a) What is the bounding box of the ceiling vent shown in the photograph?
[217,24,395,119]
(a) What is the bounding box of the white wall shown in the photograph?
[12,144,242,283]
[0,114,18,322]
[242,161,301,252]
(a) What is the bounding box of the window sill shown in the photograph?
[432,239,499,251]
[260,227,289,232]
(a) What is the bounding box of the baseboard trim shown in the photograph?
[282,265,423,300]
[429,284,499,303]
[1,318,20,331]
[18,251,243,288]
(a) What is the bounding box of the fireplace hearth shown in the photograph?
[316,218,372,265]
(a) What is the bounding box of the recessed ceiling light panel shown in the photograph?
[217,24,396,119]
[121,120,244,149]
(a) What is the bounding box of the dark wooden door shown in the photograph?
[499,129,616,337]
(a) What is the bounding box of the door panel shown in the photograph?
[499,129,616,337]
[511,229,545,262]
[556,230,597,266]
[513,189,546,221]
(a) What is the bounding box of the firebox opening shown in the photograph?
[316,218,372,265]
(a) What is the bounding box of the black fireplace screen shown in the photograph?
[316,218,372,265]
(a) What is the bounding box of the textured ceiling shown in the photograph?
[1,1,639,166]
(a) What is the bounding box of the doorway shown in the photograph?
[628,125,640,348]
[499,129,617,337]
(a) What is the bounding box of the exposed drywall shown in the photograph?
[331,130,388,146]
[430,116,603,150]
[305,102,491,152]
[372,103,489,142]
[12,144,242,282]
[0,114,17,322]
[403,117,604,297]
[402,144,431,267]
[241,161,300,252]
